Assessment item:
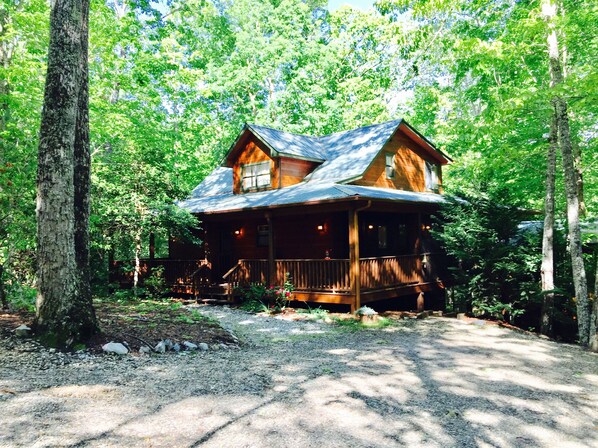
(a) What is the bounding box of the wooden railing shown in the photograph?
[360,255,422,290]
[110,258,208,290]
[277,259,351,292]
[222,253,442,293]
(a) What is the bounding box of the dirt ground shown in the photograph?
[0,304,597,448]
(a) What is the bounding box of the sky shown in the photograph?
[328,0,376,11]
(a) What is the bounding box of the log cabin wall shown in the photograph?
[232,138,278,194]
[279,157,319,188]
[353,129,443,192]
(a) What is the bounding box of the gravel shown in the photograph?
[0,305,597,448]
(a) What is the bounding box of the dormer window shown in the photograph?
[425,161,439,192]
[242,161,271,191]
[385,153,395,179]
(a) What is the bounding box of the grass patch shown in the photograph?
[333,316,395,331]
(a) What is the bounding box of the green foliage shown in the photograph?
[143,266,167,298]
[435,192,541,321]
[238,274,294,313]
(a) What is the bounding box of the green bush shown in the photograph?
[237,274,294,313]
[435,191,541,322]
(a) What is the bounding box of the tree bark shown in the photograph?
[0,264,7,309]
[543,0,590,346]
[35,0,96,344]
[540,106,557,337]
[73,0,97,337]
[590,245,598,352]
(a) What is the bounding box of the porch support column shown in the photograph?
[349,208,361,313]
[266,212,276,285]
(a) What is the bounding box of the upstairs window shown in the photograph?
[425,161,439,192]
[385,153,395,179]
[242,161,270,191]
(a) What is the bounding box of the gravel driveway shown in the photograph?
[1,305,597,448]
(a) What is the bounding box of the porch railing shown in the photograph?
[223,253,442,293]
[110,258,208,290]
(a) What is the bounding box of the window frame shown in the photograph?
[385,152,395,179]
[424,160,439,192]
[241,161,271,192]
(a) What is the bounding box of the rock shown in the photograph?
[139,346,152,354]
[456,313,467,321]
[102,342,129,355]
[154,341,167,353]
[172,343,181,352]
[198,343,209,351]
[163,339,173,351]
[15,325,31,337]
[431,311,443,317]
[183,341,198,350]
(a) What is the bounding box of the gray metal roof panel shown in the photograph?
[307,120,403,182]
[189,167,233,198]
[247,124,326,161]
[178,181,443,214]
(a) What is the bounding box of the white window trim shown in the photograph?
[241,161,271,191]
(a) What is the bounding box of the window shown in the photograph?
[425,161,439,191]
[242,161,270,191]
[257,225,269,247]
[378,225,387,249]
[385,153,395,179]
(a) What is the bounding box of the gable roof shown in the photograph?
[247,124,326,162]
[225,119,450,184]
[182,120,451,214]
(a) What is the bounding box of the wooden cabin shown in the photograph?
[117,120,452,312]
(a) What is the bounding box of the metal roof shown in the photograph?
[189,167,233,198]
[182,120,449,214]
[247,124,326,162]
[308,120,403,183]
[178,181,444,214]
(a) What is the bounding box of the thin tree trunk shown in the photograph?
[0,264,7,309]
[133,230,142,294]
[543,0,590,346]
[590,246,598,352]
[540,107,557,337]
[73,0,97,337]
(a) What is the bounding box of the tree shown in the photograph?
[35,0,97,343]
[543,0,590,347]
[540,107,557,336]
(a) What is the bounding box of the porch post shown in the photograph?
[266,212,276,285]
[349,208,361,313]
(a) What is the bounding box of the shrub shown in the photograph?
[434,191,541,323]
[238,273,294,313]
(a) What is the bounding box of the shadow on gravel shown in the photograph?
[0,317,597,447]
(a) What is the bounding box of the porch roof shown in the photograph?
[177,181,445,215]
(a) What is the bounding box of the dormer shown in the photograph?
[225,124,324,194]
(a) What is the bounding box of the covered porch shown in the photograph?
[165,198,447,312]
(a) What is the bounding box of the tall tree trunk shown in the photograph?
[35,0,95,344]
[73,0,97,337]
[590,245,598,352]
[540,107,557,337]
[0,264,7,309]
[543,0,590,346]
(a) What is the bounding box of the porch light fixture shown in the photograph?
[368,224,375,230]
[421,224,431,231]
[233,228,242,236]
[316,224,326,233]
